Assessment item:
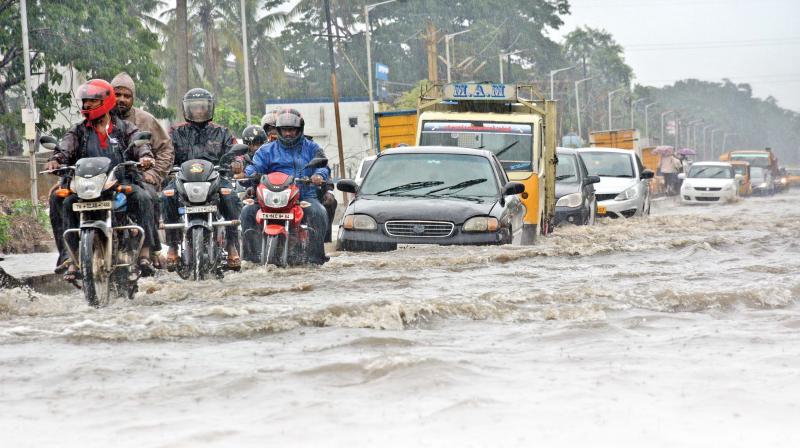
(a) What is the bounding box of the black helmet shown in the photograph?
[275,107,305,147]
[182,88,215,123]
[242,125,267,146]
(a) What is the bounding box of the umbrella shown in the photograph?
[652,145,674,156]
[677,147,697,156]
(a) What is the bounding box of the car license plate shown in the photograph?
[184,205,217,214]
[73,201,112,211]
[261,212,294,220]
[597,205,607,215]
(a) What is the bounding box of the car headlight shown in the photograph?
[342,214,377,230]
[73,174,107,200]
[556,192,582,208]
[463,216,499,232]
[780,178,788,184]
[614,185,638,201]
[758,182,768,188]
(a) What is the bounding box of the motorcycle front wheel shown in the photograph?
[80,229,111,308]
[261,234,286,267]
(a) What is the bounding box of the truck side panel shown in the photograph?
[375,110,417,152]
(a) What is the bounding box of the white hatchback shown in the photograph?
[679,162,740,204]
[576,148,654,218]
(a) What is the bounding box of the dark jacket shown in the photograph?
[245,138,330,200]
[49,115,153,166]
[169,121,236,167]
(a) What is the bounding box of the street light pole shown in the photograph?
[722,132,738,154]
[607,87,625,130]
[630,98,646,129]
[574,77,592,144]
[702,125,713,160]
[498,50,522,83]
[444,30,471,83]
[20,0,38,208]
[710,129,723,159]
[687,120,702,149]
[660,110,674,146]
[365,0,397,155]
[549,65,574,100]
[323,0,347,188]
[240,0,251,123]
[644,102,657,143]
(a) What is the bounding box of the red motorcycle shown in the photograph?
[250,157,328,267]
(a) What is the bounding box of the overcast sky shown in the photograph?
[553,0,800,112]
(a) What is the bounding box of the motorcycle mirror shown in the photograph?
[230,144,249,156]
[131,131,152,147]
[38,135,58,151]
[304,157,328,170]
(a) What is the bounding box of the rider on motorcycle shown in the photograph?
[231,125,267,176]
[44,79,156,281]
[261,109,279,142]
[240,108,331,264]
[162,88,242,270]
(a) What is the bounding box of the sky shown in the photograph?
[552,0,800,112]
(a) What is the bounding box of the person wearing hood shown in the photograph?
[111,72,174,266]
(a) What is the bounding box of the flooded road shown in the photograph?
[2,191,799,447]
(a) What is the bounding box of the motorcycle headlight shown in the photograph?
[556,192,583,208]
[342,214,377,230]
[73,174,108,200]
[183,182,212,203]
[463,216,499,232]
[261,189,291,208]
[615,185,638,201]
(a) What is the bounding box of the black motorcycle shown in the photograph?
[162,145,247,280]
[39,133,150,307]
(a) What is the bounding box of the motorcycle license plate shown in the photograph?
[184,205,217,214]
[597,205,607,215]
[73,201,112,211]
[261,212,294,220]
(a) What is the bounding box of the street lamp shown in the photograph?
[710,129,723,159]
[607,87,626,130]
[549,65,574,100]
[498,49,522,83]
[444,29,471,83]
[644,102,657,142]
[701,125,713,160]
[722,132,738,154]
[630,98,646,129]
[365,0,399,155]
[660,110,675,146]
[574,77,592,144]
[687,120,703,149]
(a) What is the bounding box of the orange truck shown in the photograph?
[374,110,417,152]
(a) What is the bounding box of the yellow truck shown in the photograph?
[374,110,417,151]
[415,82,557,244]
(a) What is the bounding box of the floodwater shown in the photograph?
[1,191,799,447]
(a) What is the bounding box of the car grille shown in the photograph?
[596,193,618,201]
[694,187,722,192]
[695,197,720,202]
[384,220,455,238]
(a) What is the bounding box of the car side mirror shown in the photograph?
[337,179,357,193]
[304,157,328,170]
[677,173,686,180]
[641,169,655,180]
[502,181,525,196]
[584,175,601,185]
[39,135,58,151]
[131,131,152,147]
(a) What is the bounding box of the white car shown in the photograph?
[679,162,740,204]
[576,147,654,218]
[354,155,377,186]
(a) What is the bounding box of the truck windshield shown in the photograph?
[731,153,770,168]
[419,121,533,172]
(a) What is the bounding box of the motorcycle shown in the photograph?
[161,145,247,280]
[247,157,328,267]
[39,133,151,307]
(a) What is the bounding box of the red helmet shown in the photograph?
[78,79,116,121]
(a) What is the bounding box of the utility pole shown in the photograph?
[176,0,189,121]
[20,0,38,208]
[630,98,645,129]
[702,125,713,160]
[323,0,346,186]
[644,102,657,143]
[549,65,574,100]
[607,88,625,130]
[423,22,438,81]
[444,30,471,83]
[660,110,674,146]
[575,77,592,144]
[710,129,723,159]
[240,0,251,123]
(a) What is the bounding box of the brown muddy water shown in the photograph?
[1,191,799,447]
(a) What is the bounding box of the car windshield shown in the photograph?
[688,165,733,179]
[359,153,499,199]
[556,154,579,182]
[580,151,635,178]
[419,121,533,172]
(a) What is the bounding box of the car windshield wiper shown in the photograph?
[425,178,487,195]
[495,140,519,158]
[374,180,444,195]
[428,193,486,203]
[555,174,576,181]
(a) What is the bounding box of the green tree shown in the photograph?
[0,0,165,154]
